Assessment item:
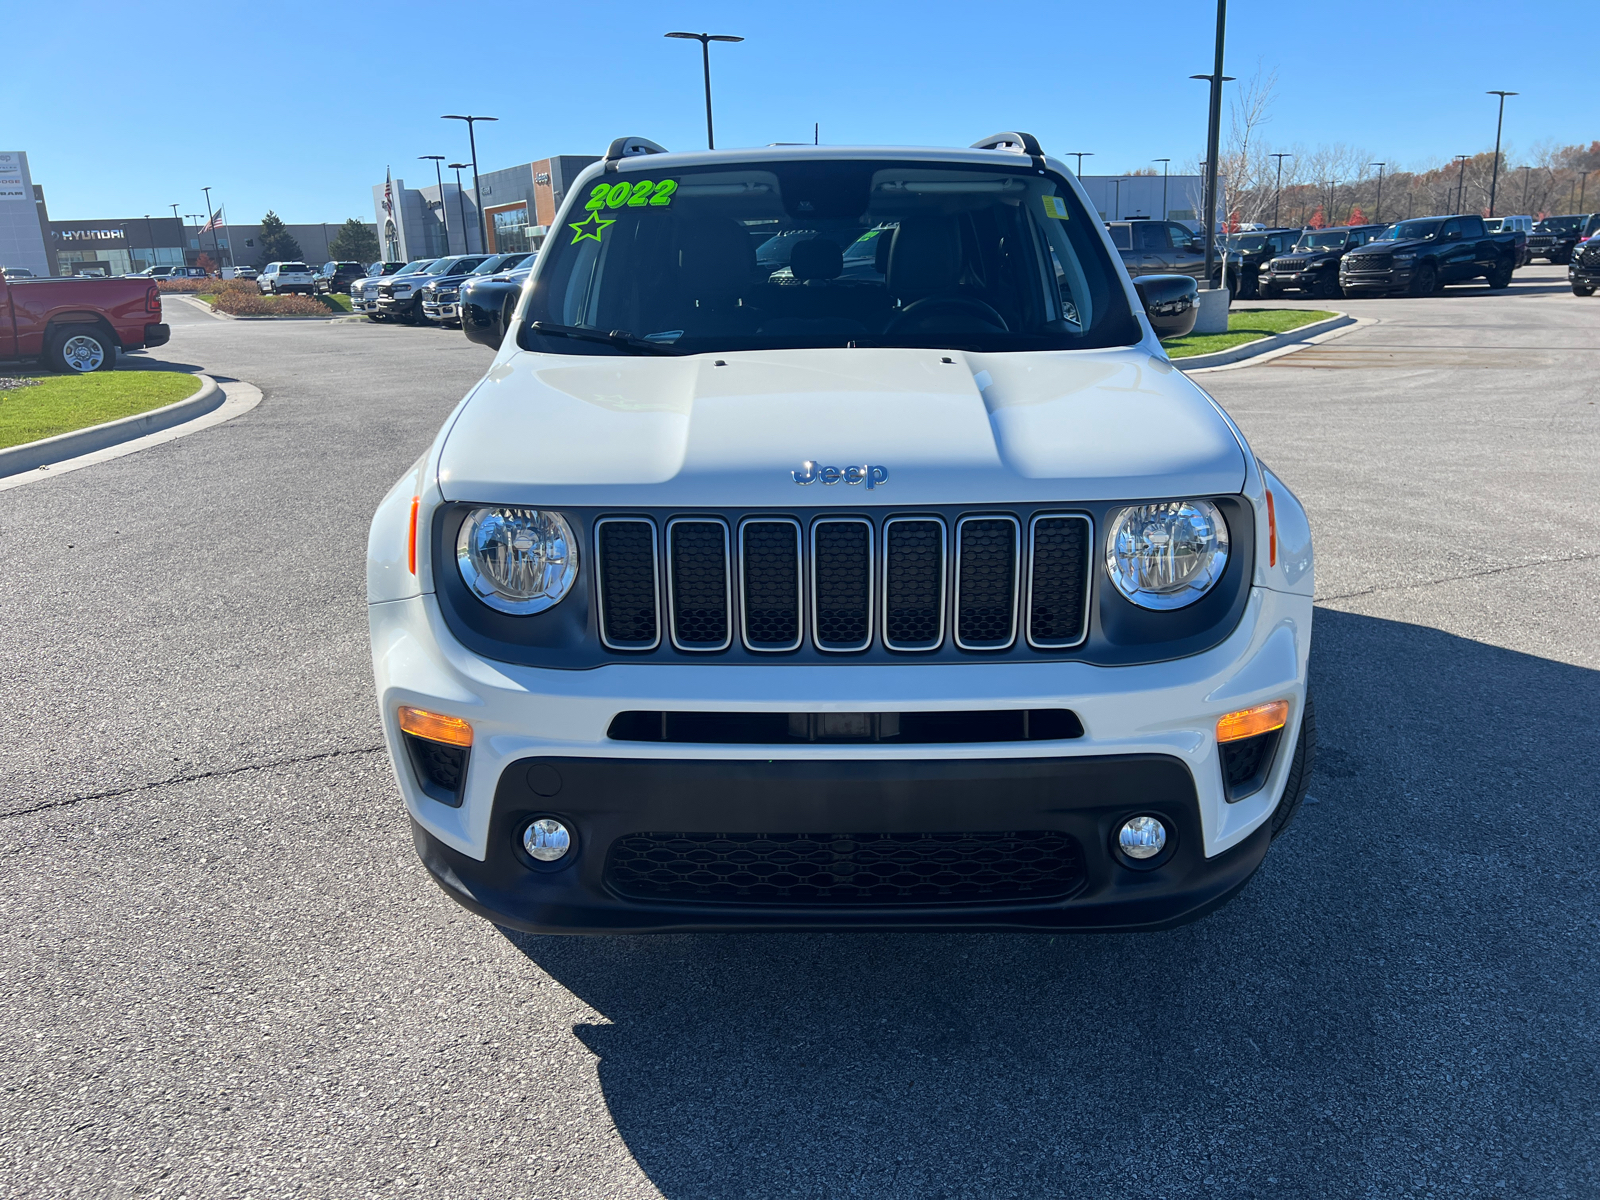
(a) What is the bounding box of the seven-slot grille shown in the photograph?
[1342,253,1388,271]
[595,512,1091,656]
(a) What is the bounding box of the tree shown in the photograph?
[329,217,380,264]
[196,252,217,275]
[256,211,302,267]
[1348,205,1366,225]
[1308,206,1326,229]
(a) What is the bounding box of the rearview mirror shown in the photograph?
[1134,274,1199,340]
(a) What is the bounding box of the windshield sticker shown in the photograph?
[1042,195,1070,220]
[568,211,616,244]
[585,179,679,211]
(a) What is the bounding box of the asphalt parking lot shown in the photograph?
[2,266,1597,1198]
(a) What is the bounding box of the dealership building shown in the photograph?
[373,155,598,261]
[1078,174,1223,228]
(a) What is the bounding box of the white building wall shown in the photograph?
[0,152,50,276]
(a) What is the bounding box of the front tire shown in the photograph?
[1407,264,1439,296]
[1312,272,1342,300]
[1261,281,1282,299]
[46,327,116,374]
[1270,694,1317,840]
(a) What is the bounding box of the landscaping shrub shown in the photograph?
[158,277,259,295]
[211,290,328,316]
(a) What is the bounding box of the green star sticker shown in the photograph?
[569,211,616,244]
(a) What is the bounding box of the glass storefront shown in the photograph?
[492,205,529,252]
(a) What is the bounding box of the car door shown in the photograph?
[1164,222,1208,280]
[1107,224,1137,275]
[1132,221,1169,277]
[1435,220,1472,281]
[1457,216,1495,273]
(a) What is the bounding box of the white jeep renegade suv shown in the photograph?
[366,134,1315,934]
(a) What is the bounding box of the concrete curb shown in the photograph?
[1174,312,1356,372]
[0,373,221,479]
[0,377,262,491]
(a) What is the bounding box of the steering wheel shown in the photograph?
[883,296,1010,337]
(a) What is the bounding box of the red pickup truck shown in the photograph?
[0,275,170,373]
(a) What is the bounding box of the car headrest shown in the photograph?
[887,217,962,301]
[677,219,754,301]
[789,238,843,281]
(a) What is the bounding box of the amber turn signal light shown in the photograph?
[1216,700,1289,744]
[398,706,473,747]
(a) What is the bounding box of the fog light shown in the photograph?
[1118,816,1167,860]
[523,818,571,862]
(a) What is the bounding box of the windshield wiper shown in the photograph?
[529,321,680,355]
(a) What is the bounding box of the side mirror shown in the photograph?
[1134,274,1199,340]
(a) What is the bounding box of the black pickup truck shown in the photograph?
[1223,228,1302,298]
[1338,215,1519,296]
[1527,214,1598,264]
[1262,225,1387,298]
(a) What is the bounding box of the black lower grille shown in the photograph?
[607,707,1083,744]
[1220,728,1283,801]
[740,520,800,649]
[956,517,1019,648]
[596,520,658,649]
[1027,516,1089,647]
[606,830,1088,904]
[402,734,467,808]
[668,520,730,649]
[812,519,871,650]
[884,519,945,649]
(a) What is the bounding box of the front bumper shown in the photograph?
[421,300,459,321]
[414,754,1274,933]
[352,294,379,313]
[376,294,416,313]
[1265,269,1326,292]
[370,581,1312,933]
[1339,266,1410,292]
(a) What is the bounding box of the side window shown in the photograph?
[1167,223,1197,250]
[1439,219,1463,241]
[1108,225,1131,251]
[1134,223,1166,251]
[1459,216,1485,238]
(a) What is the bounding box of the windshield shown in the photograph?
[1534,215,1583,233]
[395,259,439,276]
[517,159,1137,355]
[1294,231,1348,251]
[1375,220,1443,242]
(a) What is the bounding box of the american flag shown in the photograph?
[201,209,223,233]
[383,168,393,216]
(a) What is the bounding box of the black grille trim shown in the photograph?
[1025,513,1092,650]
[594,518,660,651]
[666,518,732,652]
[738,517,803,652]
[954,514,1020,651]
[605,830,1089,905]
[882,516,947,651]
[811,518,874,652]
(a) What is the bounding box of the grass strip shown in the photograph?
[0,371,202,449]
[1163,308,1336,359]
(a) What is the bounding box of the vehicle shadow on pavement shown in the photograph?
[503,609,1600,1198]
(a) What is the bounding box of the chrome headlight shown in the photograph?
[1311,258,1333,268]
[1105,500,1230,610]
[456,507,578,614]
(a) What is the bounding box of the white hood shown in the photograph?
[436,346,1247,508]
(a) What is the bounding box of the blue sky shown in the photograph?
[7,0,1590,225]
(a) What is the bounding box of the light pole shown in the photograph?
[1153,159,1171,219]
[443,114,497,253]
[1190,0,1234,290]
[1370,162,1386,222]
[1454,155,1470,214]
[419,155,451,253]
[1486,90,1517,218]
[665,32,743,150]
[1110,178,1128,220]
[448,164,473,254]
[1269,152,1292,227]
[142,214,156,272]
[1519,165,1531,214]
[1579,171,1589,212]
[1067,152,1093,176]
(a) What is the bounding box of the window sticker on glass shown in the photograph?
[584,179,678,211]
[1042,195,1071,220]
[568,211,616,244]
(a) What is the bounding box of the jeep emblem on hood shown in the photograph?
[792,461,889,489]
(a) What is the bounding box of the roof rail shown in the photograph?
[971,131,1045,169]
[605,136,669,166]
